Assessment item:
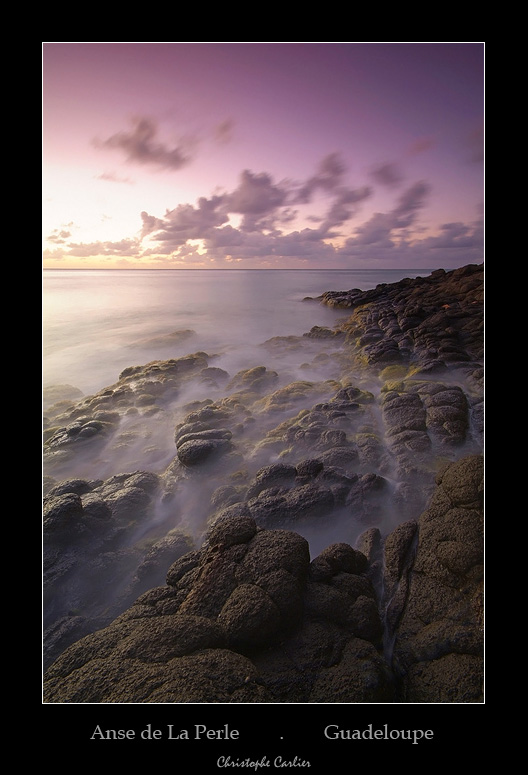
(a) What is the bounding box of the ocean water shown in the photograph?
[43,268,428,397]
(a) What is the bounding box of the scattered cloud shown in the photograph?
[65,238,142,257]
[47,228,72,244]
[369,162,404,188]
[393,181,431,226]
[143,195,229,250]
[319,186,372,236]
[293,152,347,204]
[96,171,134,184]
[225,170,288,232]
[94,116,195,171]
[45,149,482,269]
[407,136,436,156]
[345,181,431,248]
[213,118,235,145]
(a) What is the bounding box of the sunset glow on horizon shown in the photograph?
[43,42,484,271]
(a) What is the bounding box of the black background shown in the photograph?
[42,700,482,765]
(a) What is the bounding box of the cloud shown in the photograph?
[393,181,430,225]
[319,185,372,236]
[344,181,431,247]
[407,136,436,155]
[337,221,484,266]
[203,225,338,263]
[369,162,404,188]
[65,239,142,257]
[293,152,347,203]
[96,171,134,184]
[140,211,166,238]
[45,148,482,270]
[94,116,195,171]
[142,195,229,251]
[139,161,371,253]
[213,118,235,145]
[47,228,72,244]
[349,212,396,247]
[419,219,484,250]
[225,170,288,232]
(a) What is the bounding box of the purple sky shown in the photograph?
[43,42,484,270]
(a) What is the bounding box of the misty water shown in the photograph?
[43,267,430,543]
[43,269,427,397]
[49,267,479,655]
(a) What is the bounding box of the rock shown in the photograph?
[388,455,484,702]
[205,514,258,548]
[166,551,202,587]
[218,583,281,649]
[246,463,297,499]
[43,492,84,534]
[45,419,112,449]
[127,329,196,349]
[309,543,367,580]
[227,366,279,393]
[303,326,344,339]
[43,515,390,703]
[43,384,84,413]
[42,265,483,703]
[248,482,335,528]
[134,531,195,584]
[308,637,394,702]
[79,495,113,521]
[43,453,483,704]
[47,479,94,497]
[177,437,232,467]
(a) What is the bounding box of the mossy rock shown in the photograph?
[381,380,407,393]
[43,426,61,444]
[380,364,409,381]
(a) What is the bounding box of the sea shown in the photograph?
[43,268,429,398]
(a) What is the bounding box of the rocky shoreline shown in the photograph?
[43,263,484,703]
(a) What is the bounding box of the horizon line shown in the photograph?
[42,266,440,272]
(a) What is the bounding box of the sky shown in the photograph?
[42,42,484,270]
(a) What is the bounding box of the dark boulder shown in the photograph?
[43,516,391,703]
[388,455,484,702]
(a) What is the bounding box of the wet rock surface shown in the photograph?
[43,455,483,703]
[43,264,484,701]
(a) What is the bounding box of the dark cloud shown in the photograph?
[94,116,194,170]
[319,186,372,236]
[227,170,287,215]
[204,225,337,263]
[344,181,431,248]
[419,220,483,250]
[393,181,431,226]
[140,211,165,239]
[293,152,347,203]
[226,170,288,232]
[123,167,430,263]
[349,212,396,247]
[370,162,404,188]
[337,221,484,266]
[143,195,229,250]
